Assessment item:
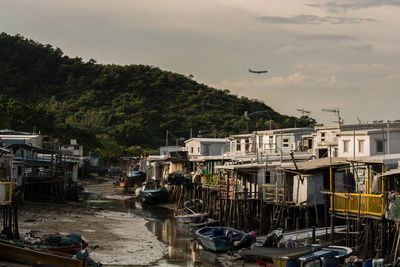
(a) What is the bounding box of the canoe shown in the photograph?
[0,239,83,267]
[195,227,246,252]
[175,213,209,224]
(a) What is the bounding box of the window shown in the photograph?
[321,132,326,141]
[197,147,200,153]
[376,140,384,153]
[236,143,241,151]
[245,139,249,151]
[265,171,271,184]
[358,140,365,153]
[190,147,193,153]
[283,138,289,148]
[343,140,349,153]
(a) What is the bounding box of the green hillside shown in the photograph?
[0,33,316,160]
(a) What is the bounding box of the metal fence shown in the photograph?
[332,193,384,217]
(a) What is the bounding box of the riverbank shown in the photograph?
[15,177,168,266]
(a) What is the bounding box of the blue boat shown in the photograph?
[195,227,246,252]
[298,245,352,266]
[138,188,168,204]
[175,213,209,224]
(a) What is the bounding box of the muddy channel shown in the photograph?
[13,177,257,266]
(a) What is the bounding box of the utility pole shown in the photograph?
[166,130,168,147]
[190,128,192,139]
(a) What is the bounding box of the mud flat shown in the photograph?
[16,178,167,266]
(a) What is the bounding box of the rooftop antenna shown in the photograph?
[322,108,343,127]
[357,117,363,124]
[297,108,311,116]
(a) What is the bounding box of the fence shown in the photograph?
[262,184,286,203]
[331,193,384,217]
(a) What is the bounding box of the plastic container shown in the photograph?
[372,258,384,267]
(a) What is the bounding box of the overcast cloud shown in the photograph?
[0,0,399,125]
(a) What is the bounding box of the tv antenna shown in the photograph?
[297,108,311,116]
[322,108,343,126]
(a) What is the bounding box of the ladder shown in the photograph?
[269,200,285,233]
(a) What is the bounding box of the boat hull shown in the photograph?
[139,189,168,204]
[0,240,83,267]
[196,227,246,252]
[175,213,209,224]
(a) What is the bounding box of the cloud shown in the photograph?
[215,72,337,91]
[274,45,313,55]
[255,14,375,24]
[311,0,400,13]
[294,62,391,74]
[347,44,373,52]
[297,33,355,41]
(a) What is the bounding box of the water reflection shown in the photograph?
[86,197,254,266]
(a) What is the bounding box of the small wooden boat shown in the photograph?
[242,244,352,267]
[138,188,168,204]
[195,227,246,252]
[39,233,88,254]
[175,218,219,233]
[298,245,352,265]
[175,213,209,224]
[0,239,84,267]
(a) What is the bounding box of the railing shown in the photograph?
[0,182,13,205]
[331,193,384,217]
[262,184,286,203]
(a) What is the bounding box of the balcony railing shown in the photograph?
[331,193,384,217]
[0,182,13,205]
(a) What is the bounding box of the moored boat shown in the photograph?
[0,239,84,267]
[138,188,168,204]
[175,213,209,224]
[242,244,352,267]
[195,226,246,252]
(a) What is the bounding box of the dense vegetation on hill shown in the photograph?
[0,33,316,160]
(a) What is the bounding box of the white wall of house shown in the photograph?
[293,174,324,205]
[338,130,400,158]
[185,139,201,157]
[185,138,228,157]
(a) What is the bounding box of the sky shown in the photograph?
[1,0,400,125]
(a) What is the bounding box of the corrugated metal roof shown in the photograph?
[376,168,400,178]
[282,157,349,171]
[184,138,229,143]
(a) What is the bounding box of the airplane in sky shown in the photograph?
[248,68,268,74]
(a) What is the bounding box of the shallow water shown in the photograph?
[86,194,252,266]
